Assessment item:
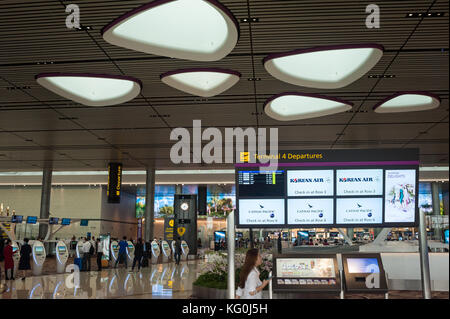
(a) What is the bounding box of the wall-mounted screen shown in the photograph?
[287,170,334,197]
[238,198,285,225]
[336,198,383,224]
[276,258,336,278]
[61,218,71,225]
[26,216,38,224]
[80,219,89,226]
[49,217,59,225]
[346,258,380,273]
[384,169,416,223]
[11,215,23,223]
[237,170,285,197]
[336,169,383,196]
[287,198,334,225]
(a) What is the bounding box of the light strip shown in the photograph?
[419,166,449,172]
[0,169,235,176]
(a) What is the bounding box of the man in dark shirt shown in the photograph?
[174,237,182,265]
[131,238,144,272]
[115,236,128,269]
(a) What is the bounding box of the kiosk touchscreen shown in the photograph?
[110,241,119,263]
[126,241,135,266]
[342,253,388,293]
[180,240,189,261]
[273,254,340,293]
[32,241,46,276]
[11,241,20,274]
[150,240,160,264]
[55,240,69,274]
[161,240,171,262]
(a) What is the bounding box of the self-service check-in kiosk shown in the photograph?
[150,240,160,264]
[11,241,20,275]
[126,241,135,266]
[161,240,171,262]
[55,240,69,273]
[341,253,388,298]
[171,241,176,257]
[111,241,119,264]
[180,240,189,261]
[32,241,46,276]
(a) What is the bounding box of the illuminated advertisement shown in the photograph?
[336,198,383,224]
[287,198,334,225]
[336,169,383,196]
[347,258,380,273]
[276,258,335,278]
[384,170,416,223]
[238,199,285,225]
[287,170,334,197]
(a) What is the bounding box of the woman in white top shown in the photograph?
[235,249,270,299]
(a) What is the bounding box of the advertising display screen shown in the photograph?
[287,170,334,197]
[336,198,383,224]
[61,218,71,225]
[26,216,38,224]
[384,170,416,223]
[288,198,334,225]
[297,231,309,241]
[336,169,383,196]
[444,229,449,244]
[11,215,23,223]
[214,231,226,243]
[238,199,285,225]
[237,170,285,197]
[276,258,336,278]
[346,258,380,273]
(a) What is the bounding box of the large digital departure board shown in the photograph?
[235,149,419,228]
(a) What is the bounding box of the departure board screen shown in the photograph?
[237,170,285,197]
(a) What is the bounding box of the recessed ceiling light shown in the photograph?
[373,92,441,113]
[36,73,142,106]
[263,44,384,89]
[160,68,240,97]
[264,92,353,121]
[101,0,239,61]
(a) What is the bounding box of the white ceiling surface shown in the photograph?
[0,0,448,171]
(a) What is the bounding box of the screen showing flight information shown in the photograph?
[238,170,285,197]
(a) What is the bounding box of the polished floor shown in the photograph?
[0,261,200,299]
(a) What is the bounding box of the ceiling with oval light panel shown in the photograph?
[263,44,384,89]
[101,0,239,61]
[373,92,441,113]
[35,73,142,107]
[160,68,241,97]
[264,92,353,121]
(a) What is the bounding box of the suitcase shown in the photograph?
[74,257,83,271]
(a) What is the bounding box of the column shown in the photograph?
[431,182,442,241]
[39,168,52,240]
[144,168,155,242]
[175,184,182,194]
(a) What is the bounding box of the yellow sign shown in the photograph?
[168,281,173,288]
[169,219,174,227]
[177,227,186,236]
[240,152,249,162]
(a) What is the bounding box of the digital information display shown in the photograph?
[11,215,23,223]
[238,199,285,225]
[384,169,416,223]
[287,170,334,197]
[276,258,336,278]
[346,258,380,273]
[336,198,383,224]
[26,216,38,224]
[61,218,71,225]
[336,169,383,196]
[80,219,89,226]
[49,217,59,225]
[237,170,285,197]
[287,198,334,225]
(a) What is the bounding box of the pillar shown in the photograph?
[38,168,52,240]
[144,168,155,242]
[431,182,442,241]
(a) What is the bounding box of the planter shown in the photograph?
[192,285,227,299]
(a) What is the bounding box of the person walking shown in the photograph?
[235,249,271,299]
[82,237,92,272]
[174,237,182,265]
[131,238,144,272]
[115,236,128,269]
[96,238,103,271]
[18,238,32,280]
[3,239,17,280]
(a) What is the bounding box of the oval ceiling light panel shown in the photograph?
[36,73,142,106]
[101,0,239,61]
[264,93,353,121]
[160,68,240,97]
[373,92,441,113]
[263,44,384,89]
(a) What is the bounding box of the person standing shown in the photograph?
[277,234,282,254]
[131,238,144,272]
[96,238,103,271]
[3,239,17,280]
[115,236,128,269]
[82,238,92,272]
[174,237,182,265]
[18,238,32,280]
[235,249,271,299]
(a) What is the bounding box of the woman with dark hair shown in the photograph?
[18,238,32,280]
[3,239,17,280]
[235,249,270,299]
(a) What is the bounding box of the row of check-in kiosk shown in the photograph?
[9,239,190,276]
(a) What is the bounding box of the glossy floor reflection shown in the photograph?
[0,260,201,299]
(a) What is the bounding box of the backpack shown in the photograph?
[89,243,95,255]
